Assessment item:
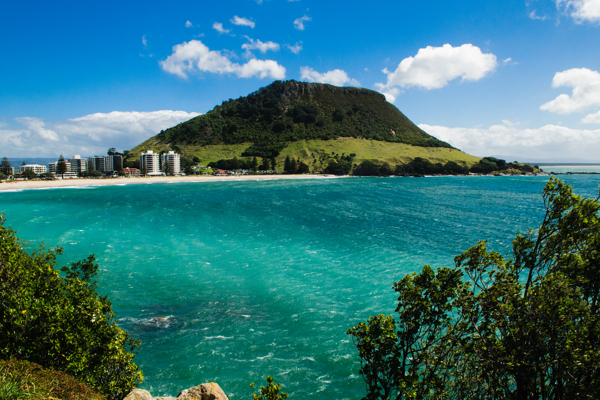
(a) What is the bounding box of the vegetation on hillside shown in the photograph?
[348,177,600,399]
[128,80,453,163]
[0,359,106,400]
[0,213,142,399]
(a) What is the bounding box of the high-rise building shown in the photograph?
[89,155,121,173]
[161,151,181,175]
[68,155,87,174]
[140,150,160,175]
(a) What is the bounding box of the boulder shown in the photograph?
[123,389,153,400]
[176,383,228,400]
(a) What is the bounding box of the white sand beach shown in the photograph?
[0,174,336,192]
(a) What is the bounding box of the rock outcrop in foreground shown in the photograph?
[124,383,227,400]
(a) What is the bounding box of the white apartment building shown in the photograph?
[20,164,47,174]
[68,155,87,174]
[48,161,72,173]
[140,150,160,175]
[161,151,181,175]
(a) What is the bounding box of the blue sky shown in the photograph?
[2,0,600,161]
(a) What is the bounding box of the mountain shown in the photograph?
[127,80,480,169]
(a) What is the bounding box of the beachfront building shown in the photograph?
[68,155,87,174]
[122,167,141,177]
[161,151,181,175]
[20,164,47,174]
[140,150,160,175]
[48,161,72,173]
[89,155,122,174]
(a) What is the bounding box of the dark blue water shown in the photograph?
[1,175,598,399]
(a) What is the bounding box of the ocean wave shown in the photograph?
[204,335,233,340]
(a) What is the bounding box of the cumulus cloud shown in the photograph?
[374,85,401,103]
[300,67,360,86]
[212,22,230,34]
[419,121,600,161]
[0,111,200,157]
[540,68,600,121]
[160,40,286,80]
[294,15,311,30]
[377,44,497,94]
[286,42,302,54]
[231,16,255,28]
[185,20,193,28]
[556,0,600,23]
[242,37,280,53]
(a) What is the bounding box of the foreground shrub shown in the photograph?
[0,213,142,399]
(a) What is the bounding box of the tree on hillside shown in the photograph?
[0,213,143,399]
[57,155,68,179]
[348,177,600,400]
[259,158,270,171]
[1,157,11,176]
[250,156,259,173]
[270,158,276,171]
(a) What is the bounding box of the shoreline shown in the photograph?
[0,174,336,192]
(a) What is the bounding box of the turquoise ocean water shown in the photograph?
[1,175,599,399]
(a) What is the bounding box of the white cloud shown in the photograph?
[185,20,193,28]
[142,35,147,48]
[377,44,497,93]
[294,15,311,30]
[212,22,230,34]
[286,42,302,54]
[0,111,200,157]
[231,16,255,28]
[160,40,286,80]
[419,121,600,161]
[529,10,549,20]
[556,0,600,23]
[300,67,360,86]
[540,68,600,118]
[242,37,280,53]
[374,85,401,103]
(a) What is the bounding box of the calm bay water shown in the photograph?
[1,175,599,399]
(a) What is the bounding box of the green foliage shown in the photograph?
[470,157,534,174]
[0,359,106,400]
[0,172,6,181]
[126,80,453,163]
[1,157,11,176]
[251,376,289,400]
[21,170,38,180]
[57,154,68,177]
[40,172,55,180]
[349,177,600,399]
[354,160,394,176]
[394,157,469,176]
[0,214,143,399]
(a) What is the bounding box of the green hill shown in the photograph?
[126,80,479,169]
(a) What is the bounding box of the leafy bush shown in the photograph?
[0,172,6,180]
[0,213,143,399]
[348,178,600,399]
[251,376,288,400]
[354,160,393,176]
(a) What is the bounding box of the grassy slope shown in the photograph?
[0,359,106,400]
[130,138,480,171]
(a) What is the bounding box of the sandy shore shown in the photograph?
[0,174,336,192]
